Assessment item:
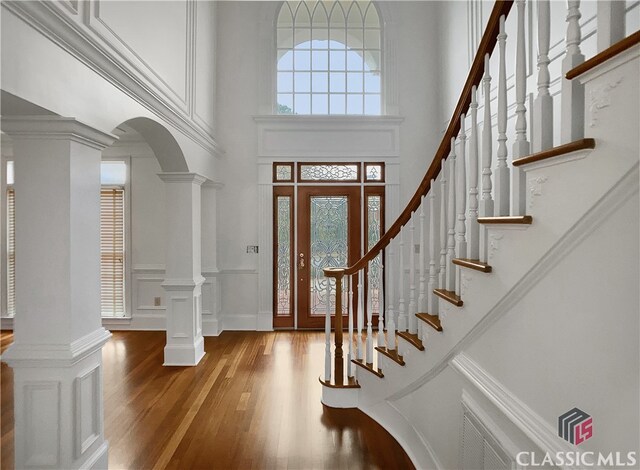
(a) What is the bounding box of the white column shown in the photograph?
[597,0,625,52]
[427,184,438,315]
[158,172,207,366]
[1,116,115,470]
[418,197,426,313]
[408,215,417,334]
[439,161,448,288]
[561,0,586,143]
[446,141,457,292]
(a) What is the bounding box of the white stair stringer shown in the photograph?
[353,46,640,466]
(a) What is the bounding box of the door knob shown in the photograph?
[299,253,305,269]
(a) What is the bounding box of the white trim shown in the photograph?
[388,162,640,401]
[1,1,223,157]
[221,313,257,331]
[1,327,111,367]
[452,354,575,465]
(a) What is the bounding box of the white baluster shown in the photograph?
[347,275,353,377]
[408,214,417,334]
[428,183,438,315]
[480,54,493,263]
[357,269,364,361]
[439,160,448,287]
[467,86,480,260]
[533,0,553,153]
[446,140,457,292]
[512,0,530,216]
[597,1,625,51]
[455,115,467,295]
[386,243,396,351]
[324,279,331,381]
[561,0,585,143]
[377,262,385,348]
[398,228,407,331]
[418,196,426,313]
[494,15,510,217]
[366,264,374,364]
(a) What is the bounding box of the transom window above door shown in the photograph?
[276,0,382,115]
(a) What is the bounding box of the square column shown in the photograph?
[0,116,115,470]
[158,172,207,366]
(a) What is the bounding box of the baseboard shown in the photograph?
[102,314,165,331]
[221,313,257,331]
[202,316,220,336]
[0,317,14,330]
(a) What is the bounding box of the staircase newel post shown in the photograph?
[324,268,345,386]
[324,276,331,382]
[494,15,510,217]
[347,275,354,377]
[511,0,530,216]
[480,53,494,263]
[468,86,480,259]
[561,0,585,143]
[357,269,364,361]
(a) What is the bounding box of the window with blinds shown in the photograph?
[7,188,15,317]
[100,187,125,317]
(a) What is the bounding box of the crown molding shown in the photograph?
[1,1,223,158]
[157,172,207,185]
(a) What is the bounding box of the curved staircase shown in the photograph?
[320,2,640,468]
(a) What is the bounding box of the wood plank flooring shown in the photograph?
[1,330,414,469]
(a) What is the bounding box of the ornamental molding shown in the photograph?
[588,77,623,128]
[528,175,548,210]
[2,0,222,157]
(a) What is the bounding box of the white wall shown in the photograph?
[0,0,219,178]
[214,1,444,329]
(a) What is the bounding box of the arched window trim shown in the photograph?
[275,0,384,116]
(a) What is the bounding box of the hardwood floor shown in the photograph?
[1,330,414,469]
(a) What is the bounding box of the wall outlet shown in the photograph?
[247,245,259,254]
[154,297,161,307]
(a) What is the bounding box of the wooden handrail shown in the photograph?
[344,0,514,275]
[566,29,640,80]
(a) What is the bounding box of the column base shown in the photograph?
[163,335,205,366]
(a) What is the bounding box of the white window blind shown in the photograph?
[100,187,125,317]
[7,188,15,317]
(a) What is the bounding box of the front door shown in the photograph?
[296,186,361,329]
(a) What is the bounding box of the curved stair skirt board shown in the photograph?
[360,400,444,470]
[321,383,360,409]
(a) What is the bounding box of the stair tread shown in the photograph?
[415,312,443,331]
[433,289,464,307]
[452,258,492,273]
[477,215,532,225]
[352,358,384,378]
[397,331,425,351]
[375,346,406,366]
[512,138,595,167]
[319,375,361,389]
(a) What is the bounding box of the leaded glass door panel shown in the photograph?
[297,186,361,328]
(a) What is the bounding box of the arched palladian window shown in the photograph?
[277,1,382,115]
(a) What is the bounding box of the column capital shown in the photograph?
[1,116,116,150]
[158,172,208,185]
